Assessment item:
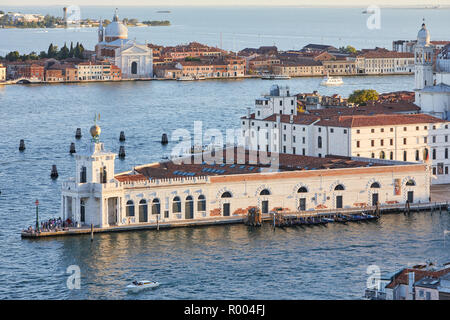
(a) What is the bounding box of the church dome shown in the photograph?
[417,23,430,47]
[104,10,128,41]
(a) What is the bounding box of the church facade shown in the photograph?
[95,10,153,79]
[414,22,450,120]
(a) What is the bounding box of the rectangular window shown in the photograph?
[371,140,375,147]
[356,141,360,148]
[403,138,407,145]
[380,140,384,146]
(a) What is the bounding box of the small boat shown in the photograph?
[320,73,343,86]
[126,280,159,293]
[261,74,291,80]
[177,76,195,81]
[323,217,335,223]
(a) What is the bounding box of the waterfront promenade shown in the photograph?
[21,194,450,239]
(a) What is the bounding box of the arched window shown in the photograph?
[334,184,345,191]
[197,195,206,212]
[379,151,385,159]
[406,179,416,186]
[297,186,308,193]
[152,198,160,215]
[221,191,232,198]
[260,189,270,195]
[173,196,181,213]
[131,61,137,74]
[370,182,381,188]
[318,136,322,149]
[139,199,148,222]
[126,200,135,217]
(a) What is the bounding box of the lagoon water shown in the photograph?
[0,6,449,299]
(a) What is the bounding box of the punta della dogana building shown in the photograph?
[59,123,430,229]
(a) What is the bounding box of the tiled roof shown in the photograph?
[315,113,445,128]
[262,113,320,125]
[115,148,389,182]
[307,102,420,118]
[385,267,450,289]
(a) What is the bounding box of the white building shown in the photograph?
[95,9,153,79]
[60,124,429,228]
[241,85,450,184]
[414,23,450,120]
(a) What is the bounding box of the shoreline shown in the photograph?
[21,201,450,239]
[0,73,414,86]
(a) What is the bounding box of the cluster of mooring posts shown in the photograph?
[245,207,262,226]
[19,127,131,179]
[246,202,450,229]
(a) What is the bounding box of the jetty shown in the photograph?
[21,201,449,239]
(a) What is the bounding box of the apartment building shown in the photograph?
[241,85,450,184]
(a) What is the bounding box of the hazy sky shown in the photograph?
[1,0,448,7]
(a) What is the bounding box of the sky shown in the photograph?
[0,0,448,7]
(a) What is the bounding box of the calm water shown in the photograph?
[0,6,449,300]
[0,6,450,55]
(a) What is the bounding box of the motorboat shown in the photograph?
[320,74,343,86]
[177,76,195,81]
[126,280,159,293]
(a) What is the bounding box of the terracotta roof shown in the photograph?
[386,267,450,289]
[315,113,445,128]
[262,114,320,125]
[115,148,390,182]
[307,102,420,118]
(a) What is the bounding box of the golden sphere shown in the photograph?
[90,124,101,138]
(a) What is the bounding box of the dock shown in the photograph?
[21,201,449,239]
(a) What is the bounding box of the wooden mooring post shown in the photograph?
[90,224,94,241]
[245,207,262,227]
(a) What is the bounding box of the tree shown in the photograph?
[69,42,74,58]
[348,89,379,105]
[58,42,69,59]
[5,51,20,61]
[339,45,357,54]
[47,43,58,58]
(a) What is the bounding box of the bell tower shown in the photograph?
[414,22,434,90]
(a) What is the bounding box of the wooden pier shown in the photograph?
[264,201,449,228]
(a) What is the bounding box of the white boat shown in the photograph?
[126,280,159,293]
[320,74,343,86]
[177,76,195,81]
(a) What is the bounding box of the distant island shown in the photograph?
[0,10,170,29]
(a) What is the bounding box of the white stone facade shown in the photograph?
[60,139,429,228]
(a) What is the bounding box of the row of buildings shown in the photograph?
[243,45,416,77]
[2,59,122,82]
